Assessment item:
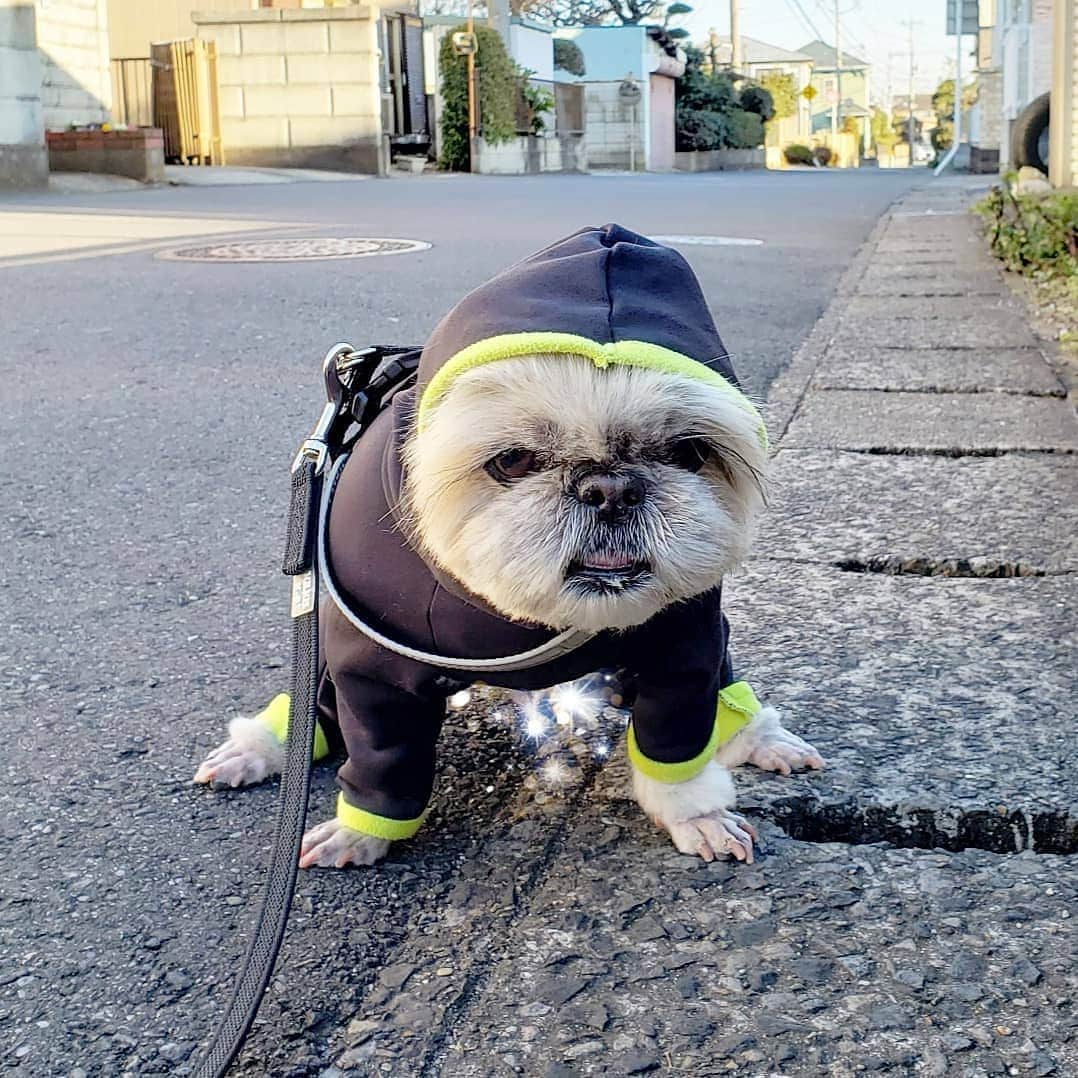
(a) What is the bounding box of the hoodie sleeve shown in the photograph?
[621,589,761,784]
[330,668,445,840]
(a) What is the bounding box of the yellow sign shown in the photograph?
[801,84,818,101]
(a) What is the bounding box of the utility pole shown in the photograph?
[707,26,720,75]
[831,0,842,141]
[908,26,916,160]
[730,0,742,75]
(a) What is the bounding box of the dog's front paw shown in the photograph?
[666,809,756,864]
[299,819,390,869]
[193,716,284,788]
[717,706,824,775]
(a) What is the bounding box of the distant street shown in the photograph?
[0,167,922,1076]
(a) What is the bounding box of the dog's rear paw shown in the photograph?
[192,716,284,788]
[667,810,756,864]
[299,819,390,869]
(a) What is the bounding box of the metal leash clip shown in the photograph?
[290,343,366,475]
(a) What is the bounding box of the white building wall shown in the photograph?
[0,0,47,185]
[36,0,111,128]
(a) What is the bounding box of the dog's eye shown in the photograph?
[668,438,712,473]
[486,448,538,482]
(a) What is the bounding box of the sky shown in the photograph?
[682,0,971,101]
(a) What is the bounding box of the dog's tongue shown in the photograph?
[585,552,633,570]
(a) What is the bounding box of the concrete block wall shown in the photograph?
[582,81,646,170]
[35,0,111,128]
[0,2,47,186]
[194,8,385,174]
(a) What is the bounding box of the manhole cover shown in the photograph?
[157,236,431,263]
[652,234,764,247]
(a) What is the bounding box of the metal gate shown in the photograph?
[382,13,428,146]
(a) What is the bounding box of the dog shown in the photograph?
[194,225,822,868]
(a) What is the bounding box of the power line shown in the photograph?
[783,0,824,42]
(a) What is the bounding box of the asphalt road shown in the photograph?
[0,167,920,1077]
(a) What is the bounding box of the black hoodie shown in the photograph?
[310,226,766,840]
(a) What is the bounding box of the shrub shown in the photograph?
[974,181,1078,277]
[676,45,736,114]
[553,38,585,77]
[439,26,518,171]
[758,72,796,122]
[725,108,764,149]
[739,85,774,122]
[676,105,727,151]
[519,76,555,135]
[783,142,813,164]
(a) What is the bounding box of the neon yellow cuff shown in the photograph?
[627,680,762,783]
[256,692,330,762]
[336,793,427,840]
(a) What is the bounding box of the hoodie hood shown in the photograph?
[414,224,766,445]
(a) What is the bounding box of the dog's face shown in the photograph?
[402,355,767,632]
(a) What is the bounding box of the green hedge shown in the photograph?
[975,181,1078,278]
[439,26,518,171]
[725,108,764,149]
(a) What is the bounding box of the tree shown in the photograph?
[757,72,796,122]
[553,38,585,76]
[739,84,774,122]
[870,106,896,152]
[930,77,979,154]
[514,0,686,27]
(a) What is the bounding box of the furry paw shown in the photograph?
[192,716,284,788]
[716,706,824,775]
[299,818,390,869]
[666,809,756,863]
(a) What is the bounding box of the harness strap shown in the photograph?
[319,452,596,673]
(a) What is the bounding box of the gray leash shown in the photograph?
[193,342,593,1075]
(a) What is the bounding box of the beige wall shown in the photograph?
[194,7,384,173]
[648,72,673,171]
[1049,0,1077,186]
[37,0,111,127]
[106,0,254,59]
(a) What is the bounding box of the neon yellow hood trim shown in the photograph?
[417,331,768,448]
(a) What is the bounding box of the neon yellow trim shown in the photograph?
[336,793,426,840]
[627,680,762,782]
[257,692,330,762]
[417,332,767,448]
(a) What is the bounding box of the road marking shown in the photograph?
[652,234,764,247]
[0,211,291,267]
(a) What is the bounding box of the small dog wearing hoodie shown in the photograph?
[195,225,822,867]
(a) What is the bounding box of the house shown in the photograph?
[705,34,814,145]
[892,92,938,149]
[554,24,685,171]
[798,38,871,150]
[968,0,1054,172]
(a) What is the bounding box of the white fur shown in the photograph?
[633,758,736,825]
[715,706,825,774]
[192,716,284,788]
[403,354,767,632]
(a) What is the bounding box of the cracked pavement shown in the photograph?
[2,170,1076,1077]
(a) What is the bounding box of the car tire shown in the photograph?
[1012,93,1050,172]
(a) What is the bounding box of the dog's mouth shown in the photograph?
[564,553,652,593]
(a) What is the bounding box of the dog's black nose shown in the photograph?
[575,473,646,517]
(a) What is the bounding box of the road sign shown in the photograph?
[946,0,978,35]
[451,30,476,56]
[801,84,818,101]
[619,77,642,105]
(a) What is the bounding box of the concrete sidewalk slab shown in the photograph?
[713,564,1075,849]
[811,346,1064,395]
[831,296,1040,351]
[755,450,1078,573]
[429,812,1077,1078]
[783,390,1078,452]
[854,265,1005,297]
